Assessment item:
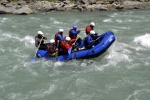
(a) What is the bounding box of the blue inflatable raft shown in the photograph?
[36,31,115,61]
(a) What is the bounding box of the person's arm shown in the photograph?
[62,36,66,40]
[70,30,80,35]
[57,34,64,40]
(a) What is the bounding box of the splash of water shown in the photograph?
[134,33,150,48]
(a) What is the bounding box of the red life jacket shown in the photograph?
[60,40,72,54]
[69,39,76,44]
[85,25,91,35]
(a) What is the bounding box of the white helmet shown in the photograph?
[38,31,44,35]
[65,37,71,41]
[59,29,64,32]
[90,30,95,34]
[90,22,95,26]
[50,39,55,43]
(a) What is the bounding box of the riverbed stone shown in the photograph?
[88,0,97,4]
[13,5,33,15]
[0,0,150,14]
[0,5,12,14]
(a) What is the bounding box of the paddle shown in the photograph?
[72,37,78,46]
[55,40,59,60]
[31,37,43,62]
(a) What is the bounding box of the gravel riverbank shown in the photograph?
[0,0,150,15]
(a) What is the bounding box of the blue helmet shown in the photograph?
[73,25,78,29]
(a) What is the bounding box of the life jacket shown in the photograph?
[85,25,93,35]
[60,40,72,54]
[69,29,77,39]
[69,39,76,44]
[46,43,57,56]
[85,26,91,35]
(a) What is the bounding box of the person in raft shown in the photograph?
[84,30,97,49]
[85,22,95,35]
[35,31,47,50]
[54,29,66,42]
[46,39,58,57]
[60,37,75,55]
[69,25,84,49]
[54,29,66,54]
[69,25,81,39]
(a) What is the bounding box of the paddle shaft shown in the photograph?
[55,40,59,60]
[72,38,78,46]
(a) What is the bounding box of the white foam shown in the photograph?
[116,19,123,23]
[2,33,12,38]
[1,33,35,44]
[134,33,150,48]
[119,27,131,30]
[125,89,150,100]
[75,78,88,86]
[26,66,38,76]
[106,49,131,66]
[0,47,5,52]
[50,17,63,24]
[0,18,8,23]
[110,13,119,18]
[103,18,113,22]
[54,61,64,67]
[105,43,132,66]
[40,25,50,29]
[2,33,22,41]
[42,84,56,96]
[54,20,62,24]
[22,35,35,44]
[30,17,40,20]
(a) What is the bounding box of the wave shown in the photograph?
[50,17,64,24]
[134,33,150,48]
[105,42,132,65]
[0,18,10,23]
[103,18,113,23]
[2,32,34,43]
[126,89,150,100]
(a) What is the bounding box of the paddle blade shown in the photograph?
[68,48,72,55]
[31,58,36,62]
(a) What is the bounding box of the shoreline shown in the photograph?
[0,0,150,15]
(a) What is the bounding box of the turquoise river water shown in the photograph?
[0,10,150,100]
